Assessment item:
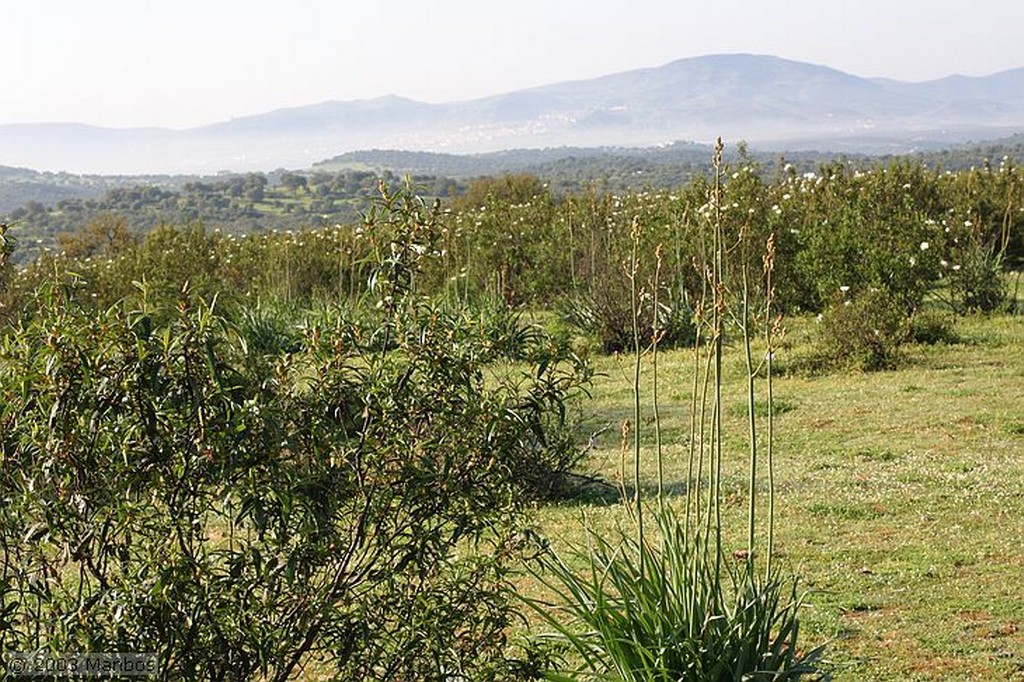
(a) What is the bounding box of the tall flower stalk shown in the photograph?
[628,215,644,568]
[527,139,824,681]
[764,233,779,579]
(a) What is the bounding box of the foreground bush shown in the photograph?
[0,190,589,680]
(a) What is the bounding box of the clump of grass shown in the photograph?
[526,507,825,681]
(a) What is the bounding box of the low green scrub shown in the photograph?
[0,222,14,302]
[559,288,695,355]
[7,154,1022,375]
[908,309,960,346]
[946,238,1009,313]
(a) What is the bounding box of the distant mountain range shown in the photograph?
[3,54,1023,175]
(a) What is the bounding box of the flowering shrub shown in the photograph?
[3,158,1019,354]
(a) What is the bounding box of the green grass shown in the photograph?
[528,313,1024,680]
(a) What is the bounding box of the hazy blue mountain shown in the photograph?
[898,67,1024,103]
[2,54,1022,174]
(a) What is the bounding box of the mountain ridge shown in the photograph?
[2,53,1022,174]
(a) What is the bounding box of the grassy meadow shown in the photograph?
[527,311,1024,680]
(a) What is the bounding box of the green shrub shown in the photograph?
[0,188,590,680]
[0,222,14,315]
[818,287,910,370]
[909,309,960,345]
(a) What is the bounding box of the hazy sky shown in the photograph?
[6,0,1023,129]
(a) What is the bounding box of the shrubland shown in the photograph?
[6,155,1021,361]
[0,150,1021,680]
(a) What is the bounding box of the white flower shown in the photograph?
[839,285,850,293]
[940,260,948,268]
[920,241,930,251]
[952,264,961,271]
[909,256,917,266]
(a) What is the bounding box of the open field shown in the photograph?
[529,313,1024,680]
